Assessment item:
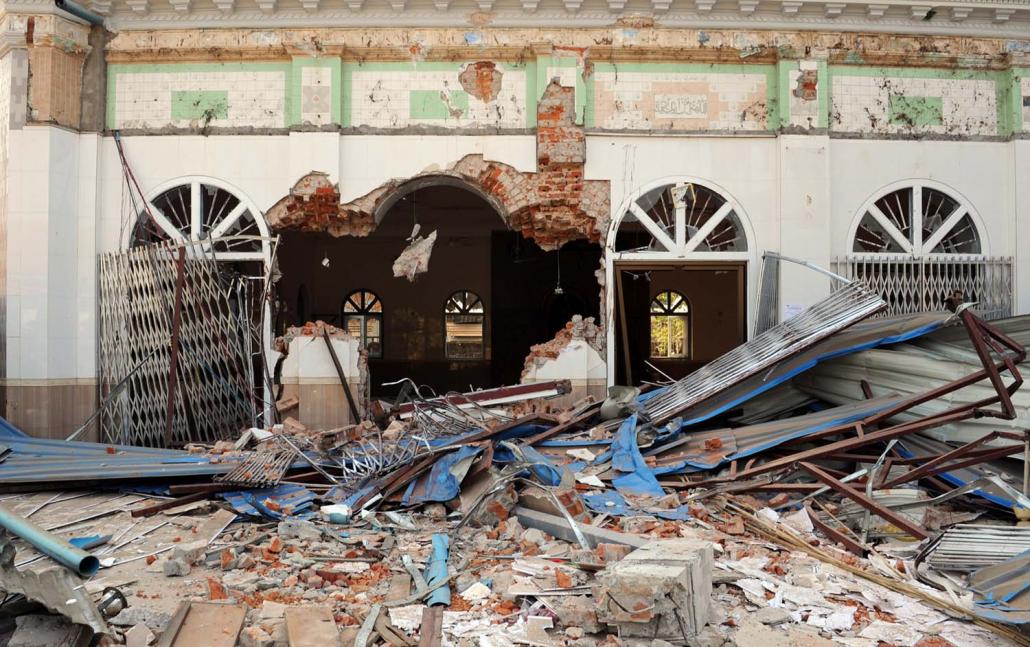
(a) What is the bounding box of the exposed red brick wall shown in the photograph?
[266,81,610,250]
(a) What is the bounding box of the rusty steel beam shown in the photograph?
[163,246,187,447]
[958,307,1022,419]
[805,504,866,556]
[800,462,927,539]
[322,327,361,423]
[698,311,1024,486]
[878,442,1029,490]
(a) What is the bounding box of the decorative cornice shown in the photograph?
[94,1,1030,40]
[0,10,91,50]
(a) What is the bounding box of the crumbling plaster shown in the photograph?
[104,27,1030,69]
[266,81,610,250]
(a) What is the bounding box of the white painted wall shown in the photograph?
[5,126,1027,385]
[827,139,1016,259]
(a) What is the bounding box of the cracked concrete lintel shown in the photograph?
[0,531,108,634]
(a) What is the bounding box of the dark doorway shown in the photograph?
[490,234,602,387]
[275,183,601,398]
[614,262,746,386]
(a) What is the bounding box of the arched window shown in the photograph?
[842,181,1010,319]
[342,290,383,359]
[129,177,270,268]
[650,291,691,359]
[613,181,749,255]
[444,291,485,360]
[852,184,981,255]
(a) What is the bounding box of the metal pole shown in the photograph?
[322,327,361,423]
[0,503,99,576]
[164,247,187,447]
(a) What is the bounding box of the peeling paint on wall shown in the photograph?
[458,61,503,102]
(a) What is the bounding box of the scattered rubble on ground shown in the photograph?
[0,284,1028,646]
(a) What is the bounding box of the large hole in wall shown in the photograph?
[274,184,602,398]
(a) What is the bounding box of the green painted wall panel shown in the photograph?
[409,90,469,119]
[170,90,229,120]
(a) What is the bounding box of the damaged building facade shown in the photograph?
[1,0,1030,436]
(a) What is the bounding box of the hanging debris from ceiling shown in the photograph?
[392,228,438,282]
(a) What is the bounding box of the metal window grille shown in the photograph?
[832,255,1013,320]
[98,240,260,447]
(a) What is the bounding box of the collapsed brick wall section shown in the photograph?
[265,81,610,250]
[521,315,604,380]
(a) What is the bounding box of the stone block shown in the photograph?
[595,538,714,639]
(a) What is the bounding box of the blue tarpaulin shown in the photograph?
[582,489,694,521]
[402,445,482,505]
[221,484,316,520]
[610,416,665,497]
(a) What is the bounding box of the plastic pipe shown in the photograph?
[0,503,100,576]
[54,0,105,25]
[424,533,450,607]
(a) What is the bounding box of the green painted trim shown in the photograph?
[524,58,538,128]
[288,57,342,127]
[828,65,1002,81]
[776,60,791,129]
[584,69,595,129]
[107,61,291,74]
[764,66,778,130]
[590,61,773,75]
[345,61,465,72]
[105,65,118,129]
[341,61,354,128]
[1004,69,1025,135]
[817,61,829,129]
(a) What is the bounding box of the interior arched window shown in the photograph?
[444,291,485,360]
[342,290,383,358]
[650,290,691,359]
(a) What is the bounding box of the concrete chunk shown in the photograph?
[595,538,714,639]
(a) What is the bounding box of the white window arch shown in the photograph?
[604,177,758,386]
[841,180,1011,319]
[609,180,751,257]
[125,176,271,267]
[848,180,986,257]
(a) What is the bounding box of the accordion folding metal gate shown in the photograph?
[833,255,1013,321]
[97,240,259,447]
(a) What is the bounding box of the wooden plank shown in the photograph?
[130,491,208,518]
[418,606,443,647]
[286,606,341,647]
[386,573,412,602]
[159,602,245,647]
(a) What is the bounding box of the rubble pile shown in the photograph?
[0,285,1028,646]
